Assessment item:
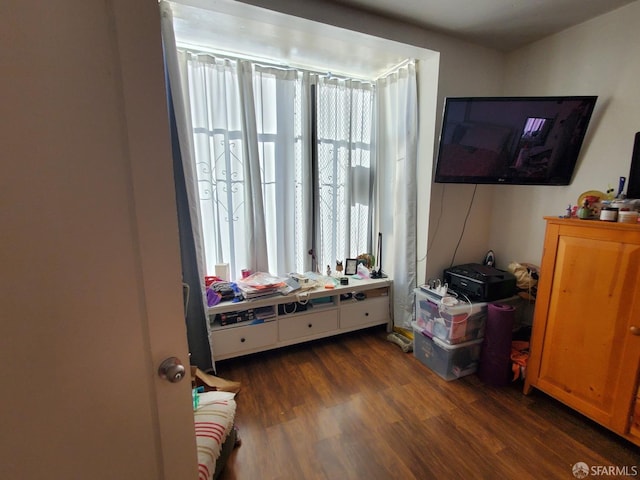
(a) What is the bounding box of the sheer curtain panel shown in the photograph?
[164,44,377,282]
[316,77,375,271]
[376,62,418,330]
[253,66,312,276]
[160,3,217,367]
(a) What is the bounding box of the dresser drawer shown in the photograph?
[211,322,278,358]
[340,296,389,329]
[278,310,338,342]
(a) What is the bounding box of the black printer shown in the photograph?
[444,263,517,302]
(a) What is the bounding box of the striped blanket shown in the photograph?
[194,391,237,480]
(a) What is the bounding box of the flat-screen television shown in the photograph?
[433,96,597,185]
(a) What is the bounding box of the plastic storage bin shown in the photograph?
[414,288,488,344]
[413,324,483,381]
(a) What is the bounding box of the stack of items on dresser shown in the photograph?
[235,272,287,300]
[205,275,239,307]
[206,272,285,327]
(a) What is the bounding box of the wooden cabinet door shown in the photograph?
[528,220,640,433]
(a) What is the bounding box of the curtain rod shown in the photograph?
[375,58,415,81]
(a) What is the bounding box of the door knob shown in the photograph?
[630,326,640,336]
[158,357,186,383]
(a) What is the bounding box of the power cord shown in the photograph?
[295,291,310,305]
[426,183,446,255]
[449,184,478,268]
[436,289,473,325]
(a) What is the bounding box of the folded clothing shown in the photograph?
[511,340,529,381]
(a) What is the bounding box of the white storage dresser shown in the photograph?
[208,278,392,360]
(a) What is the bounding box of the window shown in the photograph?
[316,77,374,274]
[183,52,375,279]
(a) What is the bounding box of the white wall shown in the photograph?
[490,1,640,266]
[424,46,504,281]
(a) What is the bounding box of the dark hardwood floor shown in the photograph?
[215,326,639,479]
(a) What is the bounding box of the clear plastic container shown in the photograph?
[413,326,483,381]
[414,288,487,344]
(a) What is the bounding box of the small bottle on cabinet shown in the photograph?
[599,206,618,222]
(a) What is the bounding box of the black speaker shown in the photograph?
[628,132,640,198]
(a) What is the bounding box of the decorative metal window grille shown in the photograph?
[186,52,375,279]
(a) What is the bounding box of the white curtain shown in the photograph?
[161,15,374,282]
[160,4,207,292]
[376,62,418,330]
[252,66,313,276]
[316,76,375,269]
[161,3,219,366]
[171,53,313,280]
[161,0,408,329]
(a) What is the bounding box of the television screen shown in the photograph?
[433,96,597,185]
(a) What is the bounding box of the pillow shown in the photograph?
[459,124,511,153]
[198,390,236,404]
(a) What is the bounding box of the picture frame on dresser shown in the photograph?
[344,258,358,275]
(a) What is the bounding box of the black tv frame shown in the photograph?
[433,96,597,185]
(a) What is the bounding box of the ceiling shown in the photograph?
[169,0,636,79]
[171,0,427,79]
[326,0,637,51]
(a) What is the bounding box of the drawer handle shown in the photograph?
[240,337,246,343]
[631,326,640,336]
[308,323,313,328]
[365,312,369,316]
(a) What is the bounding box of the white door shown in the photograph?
[0,1,197,479]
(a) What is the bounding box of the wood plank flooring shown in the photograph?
[215,326,639,479]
